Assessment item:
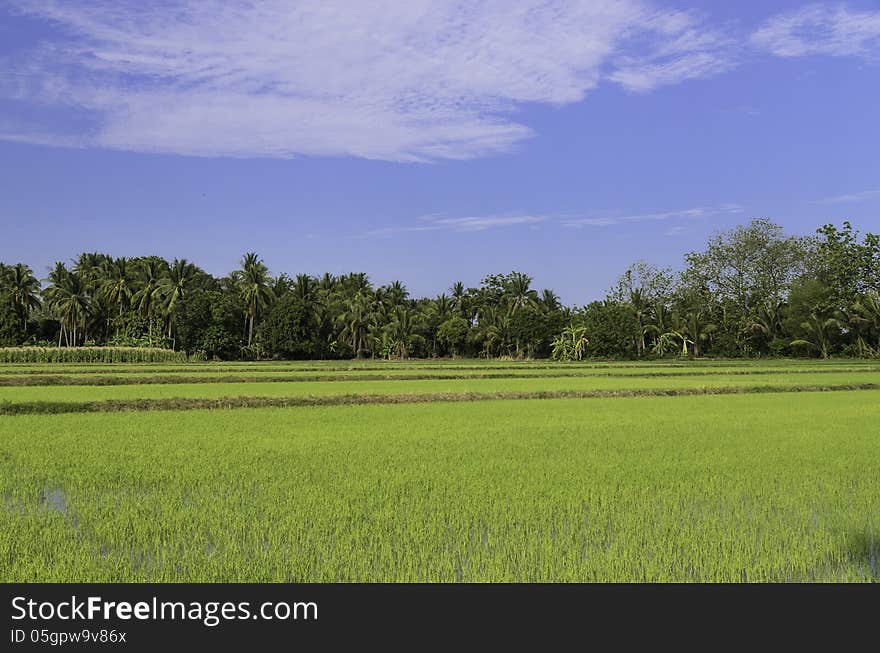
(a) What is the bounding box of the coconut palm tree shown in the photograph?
[338,292,372,357]
[4,263,41,331]
[43,262,70,346]
[539,289,561,313]
[744,299,785,350]
[52,273,90,346]
[72,252,106,293]
[679,306,717,357]
[132,259,168,345]
[451,281,468,318]
[846,292,880,356]
[238,252,275,347]
[387,280,408,306]
[99,257,134,317]
[790,311,842,359]
[386,306,418,359]
[432,294,453,322]
[159,258,198,346]
[506,272,537,316]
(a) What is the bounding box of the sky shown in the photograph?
[0,1,878,305]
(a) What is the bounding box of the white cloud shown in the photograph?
[609,10,737,92]
[751,4,880,58]
[1,0,737,161]
[563,203,743,227]
[812,189,880,204]
[362,214,547,238]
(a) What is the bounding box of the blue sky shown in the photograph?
[0,1,878,304]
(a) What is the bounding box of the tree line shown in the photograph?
[0,219,877,360]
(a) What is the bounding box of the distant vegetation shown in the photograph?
[0,346,187,364]
[1,219,878,360]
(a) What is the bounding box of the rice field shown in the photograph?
[1,357,878,582]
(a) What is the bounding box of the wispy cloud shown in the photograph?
[609,10,738,92]
[3,2,875,161]
[364,203,742,237]
[563,203,743,228]
[751,4,880,58]
[362,214,547,238]
[1,1,737,161]
[812,189,880,204]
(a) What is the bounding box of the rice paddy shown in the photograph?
[1,358,878,582]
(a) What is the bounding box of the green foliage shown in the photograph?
[176,290,244,359]
[7,220,880,361]
[0,292,25,346]
[436,316,470,357]
[578,300,639,358]
[0,346,187,364]
[256,293,316,359]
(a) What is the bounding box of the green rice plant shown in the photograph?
[1,392,877,582]
[2,370,880,405]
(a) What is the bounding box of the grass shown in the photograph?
[2,391,878,582]
[3,363,880,385]
[2,358,878,582]
[3,370,880,405]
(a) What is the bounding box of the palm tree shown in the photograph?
[679,306,717,357]
[338,292,371,357]
[72,252,106,293]
[384,281,408,308]
[386,306,418,359]
[791,311,842,359]
[52,273,90,346]
[43,262,70,346]
[318,272,337,293]
[744,300,785,351]
[99,257,134,317]
[238,252,275,347]
[539,289,561,313]
[159,258,198,346]
[451,281,467,317]
[433,294,453,322]
[132,259,168,345]
[506,272,537,316]
[271,273,293,299]
[846,292,880,357]
[4,263,41,331]
[627,288,650,357]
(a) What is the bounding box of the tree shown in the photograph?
[238,252,275,347]
[177,290,244,359]
[51,273,90,346]
[611,261,673,357]
[132,258,168,345]
[3,263,41,331]
[337,292,372,358]
[0,291,25,345]
[684,219,808,354]
[437,316,470,357]
[160,258,199,347]
[578,300,639,358]
[99,257,135,317]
